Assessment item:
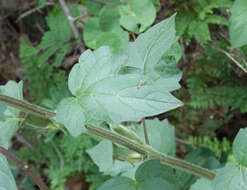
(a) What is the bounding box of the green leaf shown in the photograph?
[83,17,129,53]
[99,5,120,32]
[0,119,19,148]
[232,128,247,166]
[112,160,141,180]
[135,160,179,187]
[0,81,23,118]
[70,16,182,125]
[0,81,22,190]
[144,119,176,156]
[85,1,102,16]
[212,163,247,190]
[136,177,177,190]
[190,178,213,190]
[56,97,86,136]
[38,0,46,8]
[119,0,156,33]
[230,0,247,47]
[125,14,177,75]
[87,140,113,173]
[0,154,17,190]
[98,177,135,190]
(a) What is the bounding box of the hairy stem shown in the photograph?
[0,94,216,180]
[0,94,55,118]
[86,125,215,180]
[0,146,50,190]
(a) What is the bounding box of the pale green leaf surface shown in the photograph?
[68,46,181,124]
[136,177,178,190]
[233,128,247,167]
[0,81,23,118]
[124,14,176,75]
[230,0,247,47]
[87,140,113,173]
[0,103,6,121]
[190,178,213,190]
[0,155,17,190]
[212,163,247,190]
[145,119,176,156]
[119,0,156,33]
[97,177,135,190]
[107,161,141,180]
[135,160,179,186]
[0,81,21,190]
[56,97,86,137]
[0,119,19,149]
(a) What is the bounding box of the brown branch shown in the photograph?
[58,0,85,52]
[0,146,49,190]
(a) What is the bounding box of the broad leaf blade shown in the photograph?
[125,14,177,75]
[0,119,19,149]
[145,119,176,156]
[212,163,247,190]
[0,155,17,190]
[190,178,213,190]
[0,81,23,118]
[0,81,22,190]
[136,177,178,190]
[98,177,135,190]
[56,97,86,137]
[230,0,247,47]
[135,160,179,187]
[232,128,247,167]
[87,140,113,173]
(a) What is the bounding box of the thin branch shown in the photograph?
[16,2,55,22]
[0,95,216,180]
[0,146,49,190]
[58,0,85,52]
[211,45,247,74]
[142,119,150,145]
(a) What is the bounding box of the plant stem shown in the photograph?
[0,94,55,118]
[0,146,50,190]
[86,125,215,180]
[0,95,216,180]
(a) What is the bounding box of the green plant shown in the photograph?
[170,0,232,44]
[1,12,247,190]
[83,0,159,53]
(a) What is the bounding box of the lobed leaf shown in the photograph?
[230,0,247,47]
[233,128,247,167]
